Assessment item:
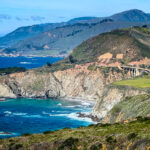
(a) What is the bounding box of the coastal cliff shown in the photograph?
[92,85,148,122]
[0,64,128,100]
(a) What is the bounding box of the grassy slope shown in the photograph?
[0,118,150,150]
[113,76,150,88]
[71,27,150,64]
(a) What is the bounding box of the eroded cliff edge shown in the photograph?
[92,84,149,123]
[0,64,128,100]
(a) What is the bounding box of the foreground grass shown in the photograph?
[0,118,150,150]
[113,76,150,88]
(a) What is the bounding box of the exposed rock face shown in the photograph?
[103,94,150,123]
[0,83,16,98]
[92,85,146,121]
[0,64,128,100]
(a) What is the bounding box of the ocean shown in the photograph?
[0,56,94,139]
[0,98,94,139]
[0,56,63,69]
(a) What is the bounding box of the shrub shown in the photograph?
[9,143,23,150]
[127,133,137,140]
[106,136,117,143]
[69,55,76,63]
[46,62,52,67]
[97,123,111,127]
[88,65,97,71]
[90,143,102,150]
[22,133,32,136]
[43,130,53,134]
[136,116,150,122]
[58,137,79,150]
[0,67,26,75]
[142,25,147,28]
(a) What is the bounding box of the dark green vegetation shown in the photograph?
[0,118,150,150]
[108,94,150,123]
[0,67,26,75]
[1,9,150,56]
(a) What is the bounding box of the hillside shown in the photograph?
[0,117,150,150]
[68,17,98,24]
[69,27,150,62]
[0,17,99,48]
[0,23,66,47]
[1,9,150,56]
[37,27,150,73]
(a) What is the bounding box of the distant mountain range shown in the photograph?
[0,9,150,56]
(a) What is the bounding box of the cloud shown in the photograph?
[30,16,45,21]
[15,16,45,22]
[0,14,11,20]
[15,17,29,21]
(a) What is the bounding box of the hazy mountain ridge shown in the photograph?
[110,9,150,22]
[0,22,66,47]
[1,9,150,56]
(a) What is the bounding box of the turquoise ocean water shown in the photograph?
[0,98,94,139]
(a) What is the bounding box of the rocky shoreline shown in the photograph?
[77,112,101,122]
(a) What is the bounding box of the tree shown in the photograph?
[46,62,52,67]
[142,25,147,28]
[69,55,75,63]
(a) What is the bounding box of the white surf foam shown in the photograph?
[13,113,27,116]
[49,113,93,123]
[20,62,32,64]
[57,103,62,106]
[4,111,12,114]
[0,131,18,136]
[4,111,27,116]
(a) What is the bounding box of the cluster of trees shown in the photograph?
[46,62,52,67]
[46,55,76,68]
[0,67,26,75]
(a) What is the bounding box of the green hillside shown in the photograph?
[70,27,150,64]
[113,76,150,88]
[0,117,150,150]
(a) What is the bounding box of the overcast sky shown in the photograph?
[0,0,150,36]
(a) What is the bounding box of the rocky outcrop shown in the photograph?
[0,83,16,98]
[92,85,147,122]
[0,64,129,100]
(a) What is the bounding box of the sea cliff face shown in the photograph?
[92,85,148,122]
[0,64,128,100]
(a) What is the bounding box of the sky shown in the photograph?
[0,0,150,36]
